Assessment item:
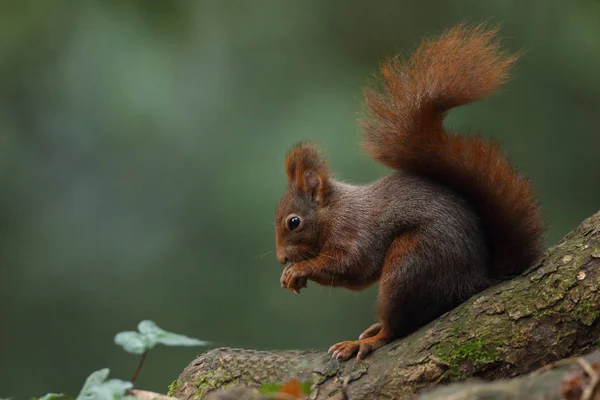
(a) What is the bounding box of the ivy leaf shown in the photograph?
[139,320,209,347]
[115,320,209,354]
[85,380,134,400]
[77,369,111,399]
[114,331,153,354]
[75,369,134,400]
[155,331,210,347]
[300,382,312,395]
[137,320,163,336]
[258,383,282,394]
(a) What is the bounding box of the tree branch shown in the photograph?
[172,210,600,400]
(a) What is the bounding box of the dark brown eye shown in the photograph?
[288,216,300,231]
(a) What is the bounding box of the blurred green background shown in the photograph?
[1,0,599,396]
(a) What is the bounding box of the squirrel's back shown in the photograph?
[360,23,544,277]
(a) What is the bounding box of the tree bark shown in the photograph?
[418,349,600,400]
[172,210,600,400]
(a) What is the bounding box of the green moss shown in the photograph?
[167,379,179,397]
[193,368,235,399]
[574,300,600,326]
[435,337,504,380]
[258,382,283,394]
[439,367,465,381]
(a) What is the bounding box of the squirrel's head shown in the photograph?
[275,142,330,265]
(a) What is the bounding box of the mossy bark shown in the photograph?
[418,349,600,400]
[173,211,600,400]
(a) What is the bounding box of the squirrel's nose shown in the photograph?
[276,250,288,265]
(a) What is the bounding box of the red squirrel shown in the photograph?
[274,23,544,361]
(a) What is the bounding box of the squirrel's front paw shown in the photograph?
[280,264,308,294]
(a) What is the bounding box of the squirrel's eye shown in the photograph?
[288,216,301,231]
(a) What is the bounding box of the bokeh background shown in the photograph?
[1,0,599,396]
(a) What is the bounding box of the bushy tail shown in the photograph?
[361,23,544,277]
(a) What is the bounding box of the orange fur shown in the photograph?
[284,142,330,203]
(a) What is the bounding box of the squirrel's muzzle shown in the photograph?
[276,250,289,265]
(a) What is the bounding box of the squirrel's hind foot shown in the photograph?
[328,328,391,360]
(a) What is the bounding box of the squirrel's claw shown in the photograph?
[328,329,392,361]
[280,263,308,293]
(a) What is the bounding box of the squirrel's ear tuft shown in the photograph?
[285,142,330,203]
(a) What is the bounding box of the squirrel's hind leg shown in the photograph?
[359,322,382,340]
[328,235,419,360]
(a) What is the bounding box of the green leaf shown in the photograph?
[75,369,134,400]
[114,331,153,354]
[86,380,134,400]
[39,394,65,400]
[77,369,110,399]
[137,320,162,335]
[115,320,210,355]
[258,383,282,394]
[137,320,210,348]
[155,332,210,347]
[101,380,133,394]
[300,382,312,395]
